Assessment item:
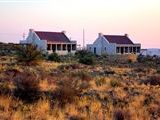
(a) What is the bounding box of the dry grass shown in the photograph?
[0,55,160,120]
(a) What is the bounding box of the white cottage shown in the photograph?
[20,29,77,55]
[87,33,141,55]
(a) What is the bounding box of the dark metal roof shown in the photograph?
[103,35,134,44]
[35,31,71,43]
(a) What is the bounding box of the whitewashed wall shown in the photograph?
[20,29,47,51]
[87,34,116,55]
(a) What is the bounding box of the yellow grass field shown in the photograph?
[0,55,160,120]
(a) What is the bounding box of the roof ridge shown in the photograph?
[104,35,126,37]
[35,31,63,34]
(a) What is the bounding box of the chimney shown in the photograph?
[124,33,128,37]
[98,33,103,37]
[29,29,34,33]
[62,30,66,34]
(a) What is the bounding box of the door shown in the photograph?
[121,47,124,54]
[94,47,96,54]
[67,44,71,53]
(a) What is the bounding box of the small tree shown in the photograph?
[15,45,43,65]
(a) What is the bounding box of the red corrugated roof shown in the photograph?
[104,35,134,44]
[35,31,71,43]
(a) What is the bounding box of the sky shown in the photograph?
[0,0,160,48]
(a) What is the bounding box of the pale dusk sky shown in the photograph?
[0,0,160,48]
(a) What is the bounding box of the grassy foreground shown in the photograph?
[0,55,160,120]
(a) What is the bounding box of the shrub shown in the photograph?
[48,53,61,62]
[113,109,131,120]
[113,109,125,120]
[137,54,146,63]
[75,50,95,65]
[79,56,95,65]
[15,45,43,65]
[75,50,90,58]
[143,76,160,86]
[137,54,160,65]
[13,72,40,103]
[50,77,80,107]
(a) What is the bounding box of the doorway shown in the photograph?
[94,47,96,54]
[121,47,124,54]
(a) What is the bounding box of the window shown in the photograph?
[129,47,132,53]
[116,47,120,53]
[47,44,51,50]
[57,44,61,50]
[133,47,136,54]
[67,44,71,52]
[63,44,66,50]
[137,47,140,53]
[72,44,76,50]
[125,47,128,53]
[52,44,56,52]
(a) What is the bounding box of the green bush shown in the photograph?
[137,54,160,65]
[79,56,95,65]
[15,45,43,65]
[137,55,151,63]
[48,53,61,62]
[75,50,95,65]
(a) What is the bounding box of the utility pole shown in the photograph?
[23,33,26,40]
[83,28,85,50]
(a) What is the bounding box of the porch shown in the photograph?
[46,42,76,55]
[116,44,141,54]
